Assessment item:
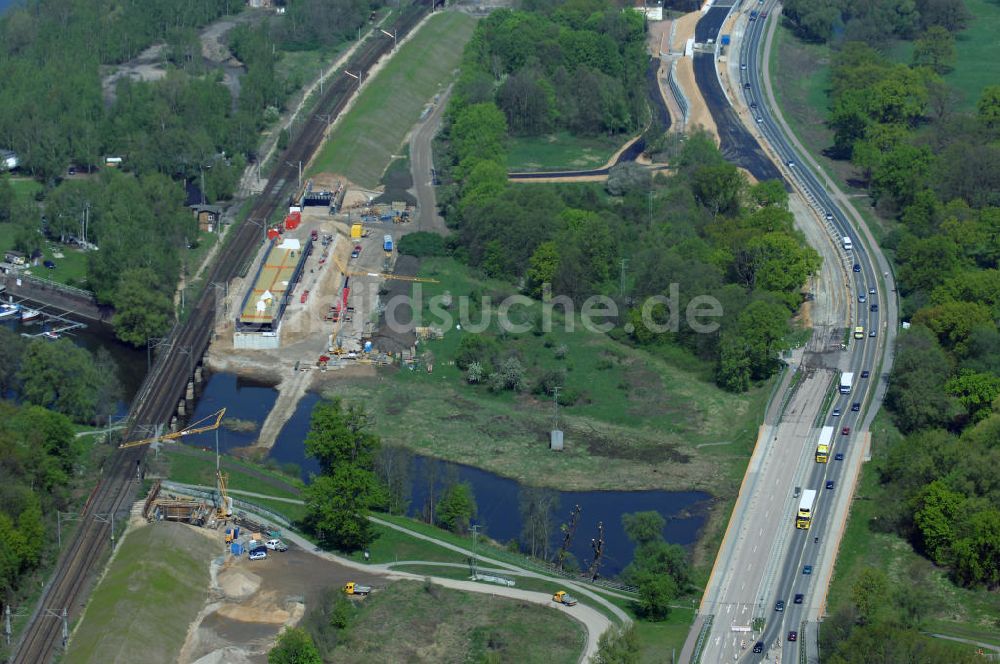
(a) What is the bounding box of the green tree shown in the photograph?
[111,267,174,346]
[851,567,888,625]
[17,339,102,423]
[304,469,385,552]
[305,399,380,475]
[886,326,960,433]
[435,482,477,535]
[593,624,640,664]
[945,370,1000,423]
[0,327,24,394]
[525,241,561,298]
[269,627,321,664]
[911,26,955,74]
[912,301,993,354]
[622,511,666,546]
[912,480,965,564]
[951,508,1000,587]
[977,85,1000,129]
[634,571,677,621]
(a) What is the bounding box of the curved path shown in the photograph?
[159,482,630,662]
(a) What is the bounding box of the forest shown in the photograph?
[0,0,380,345]
[434,1,818,393]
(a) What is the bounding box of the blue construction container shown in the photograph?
[231,542,244,556]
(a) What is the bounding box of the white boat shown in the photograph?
[0,303,20,319]
[21,307,40,322]
[42,330,60,340]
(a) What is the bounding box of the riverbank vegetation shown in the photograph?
[0,0,388,346]
[775,0,1000,654]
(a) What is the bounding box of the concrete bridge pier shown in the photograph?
[177,399,186,417]
[194,366,203,384]
[186,381,195,401]
[170,416,178,432]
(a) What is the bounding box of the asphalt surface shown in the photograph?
[409,84,451,234]
[682,2,898,662]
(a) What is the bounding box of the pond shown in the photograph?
[182,372,712,577]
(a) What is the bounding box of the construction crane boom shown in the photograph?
[119,408,227,449]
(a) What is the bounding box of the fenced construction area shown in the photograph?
[309,11,477,188]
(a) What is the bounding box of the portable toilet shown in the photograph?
[233,526,240,539]
[364,341,373,353]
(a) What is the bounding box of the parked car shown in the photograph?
[249,548,267,561]
[300,290,310,304]
[43,260,56,269]
[351,244,362,259]
[264,539,288,552]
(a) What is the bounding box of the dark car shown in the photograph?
[870,329,877,337]
[67,167,76,175]
[750,101,758,109]
[842,426,851,436]
[803,565,813,575]
[852,402,861,412]
[43,260,56,269]
[794,593,804,604]
[835,452,844,461]
[745,82,751,90]
[861,370,870,378]
[788,631,798,642]
[853,263,862,272]
[826,480,835,490]
[351,244,362,258]
[753,641,764,653]
[871,303,879,312]
[775,600,785,612]
[832,408,841,417]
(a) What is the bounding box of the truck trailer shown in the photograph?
[383,234,393,254]
[815,425,834,463]
[839,372,854,394]
[796,489,817,529]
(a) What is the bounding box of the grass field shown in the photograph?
[946,0,1000,108]
[331,257,768,493]
[506,133,626,172]
[328,580,585,663]
[66,522,218,663]
[827,411,1000,647]
[309,12,477,188]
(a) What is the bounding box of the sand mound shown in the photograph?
[190,646,256,664]
[215,593,305,625]
[217,567,261,600]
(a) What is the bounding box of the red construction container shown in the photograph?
[285,211,302,230]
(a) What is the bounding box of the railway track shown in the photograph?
[9,4,430,662]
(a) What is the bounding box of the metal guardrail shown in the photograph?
[159,481,292,528]
[692,614,714,663]
[6,271,96,300]
[668,60,690,125]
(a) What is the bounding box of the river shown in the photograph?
[179,372,712,577]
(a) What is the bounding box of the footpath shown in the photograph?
[161,481,634,663]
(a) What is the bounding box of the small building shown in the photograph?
[0,149,18,171]
[104,156,123,168]
[189,204,223,232]
[3,250,26,266]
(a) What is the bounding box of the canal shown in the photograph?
[181,372,712,577]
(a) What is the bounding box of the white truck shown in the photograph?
[839,372,854,394]
[796,489,817,529]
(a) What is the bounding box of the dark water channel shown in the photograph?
[178,372,712,577]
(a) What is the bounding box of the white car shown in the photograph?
[249,547,267,561]
[265,539,288,552]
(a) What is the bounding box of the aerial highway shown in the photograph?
[682,1,899,662]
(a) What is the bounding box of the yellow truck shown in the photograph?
[343,582,372,596]
[552,591,577,606]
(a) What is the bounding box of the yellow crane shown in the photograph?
[118,408,227,449]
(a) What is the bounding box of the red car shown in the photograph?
[300,290,310,304]
[841,426,851,436]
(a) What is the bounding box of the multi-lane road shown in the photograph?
[683,1,898,662]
